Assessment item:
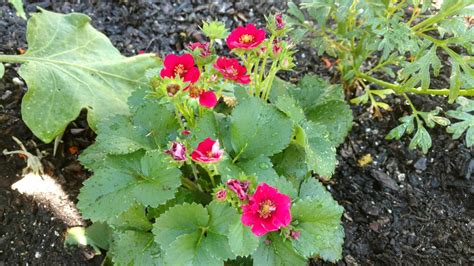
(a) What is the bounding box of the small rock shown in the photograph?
[414,157,427,171]
[371,169,399,191]
[344,255,359,266]
[12,77,24,86]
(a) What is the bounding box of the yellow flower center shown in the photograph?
[174,64,186,76]
[239,34,254,44]
[258,199,276,219]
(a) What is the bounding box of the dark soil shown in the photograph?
[0,0,472,265]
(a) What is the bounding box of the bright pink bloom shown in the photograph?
[188,42,211,57]
[214,57,250,84]
[191,138,223,163]
[160,54,200,83]
[226,179,250,200]
[275,13,285,30]
[226,24,266,50]
[164,142,187,161]
[181,130,190,136]
[138,50,145,55]
[215,189,227,201]
[199,90,218,108]
[241,183,292,237]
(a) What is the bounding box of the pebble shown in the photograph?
[414,157,428,171]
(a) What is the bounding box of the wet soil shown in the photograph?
[0,0,472,265]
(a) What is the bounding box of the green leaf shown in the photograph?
[386,115,415,140]
[447,97,474,147]
[110,231,162,266]
[239,155,297,198]
[291,197,344,262]
[252,233,306,266]
[201,21,229,40]
[154,202,238,265]
[77,150,182,221]
[449,60,461,103]
[409,126,432,153]
[298,122,338,177]
[65,222,112,252]
[292,75,344,112]
[274,95,306,123]
[400,46,441,91]
[272,145,308,184]
[191,112,219,147]
[9,9,160,142]
[8,0,26,19]
[0,63,4,79]
[153,203,209,249]
[227,219,260,257]
[108,203,152,232]
[287,2,306,23]
[298,177,332,200]
[306,101,353,146]
[230,97,293,159]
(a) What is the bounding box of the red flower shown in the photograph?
[160,54,200,83]
[191,138,224,163]
[241,183,292,237]
[214,57,250,84]
[188,42,211,57]
[199,90,218,108]
[226,24,266,50]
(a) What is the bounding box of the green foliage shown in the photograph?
[287,0,474,152]
[8,0,26,19]
[447,97,474,147]
[110,231,162,265]
[0,9,160,143]
[0,63,4,79]
[201,21,229,40]
[253,233,306,266]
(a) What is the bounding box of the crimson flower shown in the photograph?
[191,138,224,163]
[241,183,292,237]
[188,86,218,108]
[214,57,250,84]
[226,24,266,50]
[160,54,200,83]
[188,42,211,57]
[226,179,250,200]
[164,142,187,161]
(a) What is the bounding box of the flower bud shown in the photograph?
[215,189,227,201]
[164,142,187,161]
[275,13,285,30]
[226,179,250,200]
[166,84,181,96]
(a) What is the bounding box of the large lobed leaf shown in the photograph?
[12,9,160,143]
[77,150,182,222]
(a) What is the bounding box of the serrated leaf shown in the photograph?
[230,97,293,159]
[275,95,306,123]
[77,150,182,222]
[299,121,338,177]
[238,155,297,198]
[386,115,415,140]
[449,60,461,103]
[291,197,344,262]
[153,203,209,249]
[252,233,306,266]
[298,178,331,200]
[108,204,152,232]
[110,231,162,266]
[191,111,219,147]
[291,75,344,112]
[400,46,441,91]
[305,101,352,146]
[287,2,306,23]
[9,9,160,143]
[272,145,308,184]
[228,219,260,257]
[447,97,474,147]
[409,126,432,153]
[154,202,238,265]
[201,21,229,40]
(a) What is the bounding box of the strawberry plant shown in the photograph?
[1,9,353,265]
[287,0,474,152]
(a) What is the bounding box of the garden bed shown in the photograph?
[0,1,472,265]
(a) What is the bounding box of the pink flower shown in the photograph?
[181,130,190,136]
[226,179,250,200]
[215,189,227,201]
[160,54,200,83]
[241,183,292,237]
[138,50,145,55]
[191,138,223,163]
[275,13,285,30]
[188,42,211,57]
[199,90,218,108]
[214,57,250,84]
[164,142,187,161]
[226,24,266,50]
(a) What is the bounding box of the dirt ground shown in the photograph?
[0,1,472,265]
